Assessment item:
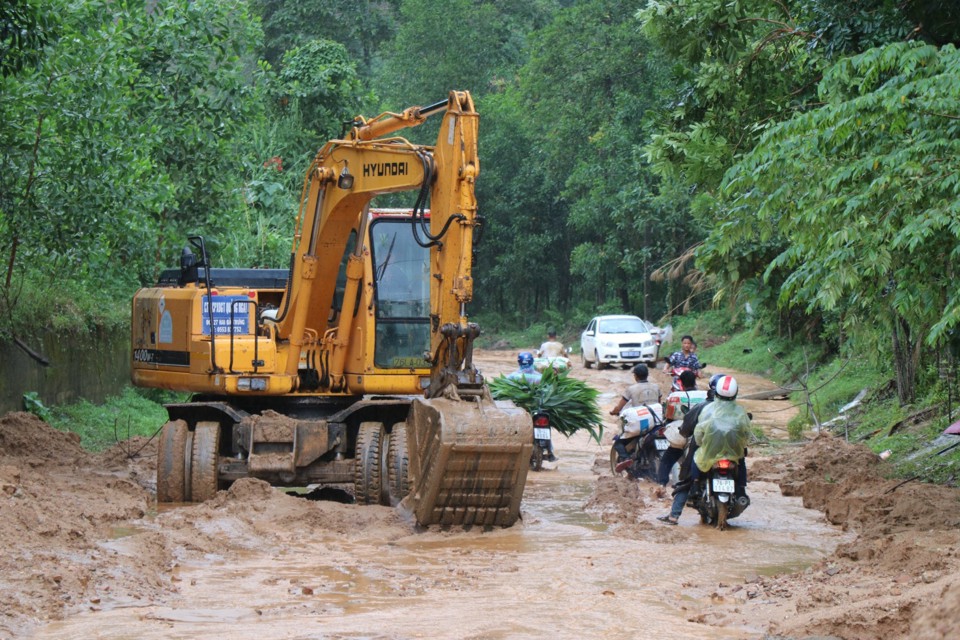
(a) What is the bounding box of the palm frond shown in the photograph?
[488,368,604,443]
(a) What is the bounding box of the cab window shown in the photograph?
[370,219,430,368]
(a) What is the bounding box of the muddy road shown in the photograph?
[2,350,959,639]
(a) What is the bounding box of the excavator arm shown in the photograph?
[272,91,482,398]
[273,91,530,526]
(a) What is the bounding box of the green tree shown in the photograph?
[375,0,553,108]
[129,0,268,269]
[479,0,688,321]
[706,42,960,403]
[0,0,279,339]
[638,0,959,335]
[274,39,372,141]
[0,0,173,297]
[252,0,400,71]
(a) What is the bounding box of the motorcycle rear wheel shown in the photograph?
[717,501,729,531]
[530,444,544,471]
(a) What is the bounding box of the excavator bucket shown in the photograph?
[403,395,532,526]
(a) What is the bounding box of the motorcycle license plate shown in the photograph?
[622,350,640,358]
[654,439,669,450]
[712,478,735,494]
[534,428,552,440]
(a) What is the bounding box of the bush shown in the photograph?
[44,387,171,451]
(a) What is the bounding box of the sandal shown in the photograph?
[657,515,678,525]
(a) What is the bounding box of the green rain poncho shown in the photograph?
[693,400,751,472]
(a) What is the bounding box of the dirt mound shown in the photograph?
[0,413,158,638]
[756,434,960,538]
[0,411,87,465]
[97,436,157,469]
[584,475,694,543]
[585,475,651,520]
[715,434,960,640]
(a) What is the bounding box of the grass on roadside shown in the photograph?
[26,387,177,451]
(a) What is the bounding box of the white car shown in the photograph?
[580,315,659,369]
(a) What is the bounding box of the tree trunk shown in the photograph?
[891,314,919,404]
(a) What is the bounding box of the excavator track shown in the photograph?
[403,396,532,527]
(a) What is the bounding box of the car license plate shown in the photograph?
[654,438,669,450]
[622,350,640,358]
[712,478,735,493]
[534,428,551,440]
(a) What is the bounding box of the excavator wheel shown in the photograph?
[157,420,188,502]
[190,421,221,502]
[379,431,392,506]
[386,422,410,506]
[354,421,385,505]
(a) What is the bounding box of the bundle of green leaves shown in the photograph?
[488,368,603,444]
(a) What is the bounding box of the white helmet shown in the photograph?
[715,375,738,400]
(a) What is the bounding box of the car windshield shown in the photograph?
[599,317,647,334]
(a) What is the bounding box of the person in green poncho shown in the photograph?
[658,375,750,525]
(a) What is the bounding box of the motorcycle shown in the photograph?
[610,404,666,481]
[688,458,750,530]
[530,407,554,471]
[667,365,695,391]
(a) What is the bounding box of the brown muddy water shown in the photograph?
[31,353,847,639]
[34,449,844,639]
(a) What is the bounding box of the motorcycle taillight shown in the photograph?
[533,414,550,428]
[717,459,733,470]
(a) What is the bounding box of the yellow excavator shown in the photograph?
[131,91,531,526]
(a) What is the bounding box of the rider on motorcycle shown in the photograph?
[537,330,566,358]
[508,352,556,462]
[611,364,662,473]
[655,372,721,486]
[508,351,542,383]
[658,375,750,525]
[665,335,704,377]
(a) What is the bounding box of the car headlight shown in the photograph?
[602,340,616,348]
[643,340,654,348]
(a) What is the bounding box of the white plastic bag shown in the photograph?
[663,421,687,449]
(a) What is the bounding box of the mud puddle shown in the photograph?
[33,430,844,640]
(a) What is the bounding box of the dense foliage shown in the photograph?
[2,0,959,405]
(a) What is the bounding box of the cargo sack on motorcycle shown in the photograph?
[620,403,663,437]
[663,422,688,449]
[664,390,708,420]
[533,356,571,373]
